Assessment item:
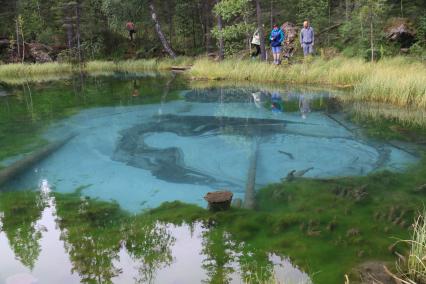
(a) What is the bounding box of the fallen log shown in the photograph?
[0,133,76,187]
[171,66,192,71]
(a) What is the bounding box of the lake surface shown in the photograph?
[0,73,422,283]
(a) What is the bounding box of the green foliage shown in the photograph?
[296,0,329,29]
[0,0,425,59]
[213,0,251,21]
[212,0,254,56]
[212,22,254,55]
[0,191,47,270]
[416,13,426,45]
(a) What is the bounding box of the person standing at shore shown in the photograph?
[251,29,261,58]
[269,24,285,65]
[300,21,315,56]
[126,21,136,41]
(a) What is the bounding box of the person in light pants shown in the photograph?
[269,24,285,65]
[300,21,315,56]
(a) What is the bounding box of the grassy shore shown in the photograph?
[1,56,425,109]
[189,57,426,109]
[0,57,194,84]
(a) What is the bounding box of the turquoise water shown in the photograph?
[4,85,417,212]
[0,74,420,283]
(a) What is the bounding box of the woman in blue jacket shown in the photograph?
[270,24,285,65]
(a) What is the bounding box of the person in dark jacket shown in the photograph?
[269,24,285,65]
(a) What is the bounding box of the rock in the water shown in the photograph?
[385,18,416,48]
[204,191,233,211]
[284,167,313,182]
[294,167,314,177]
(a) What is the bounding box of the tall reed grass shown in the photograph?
[396,210,426,284]
[1,56,425,109]
[189,57,426,109]
[0,57,194,84]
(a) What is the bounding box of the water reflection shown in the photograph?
[0,189,46,270]
[0,185,311,284]
[299,94,311,119]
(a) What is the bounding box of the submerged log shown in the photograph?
[204,191,233,211]
[232,198,242,208]
[243,141,259,209]
[0,133,76,187]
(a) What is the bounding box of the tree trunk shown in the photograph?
[165,0,173,46]
[65,17,74,50]
[328,0,331,45]
[370,14,374,62]
[204,0,212,54]
[149,2,177,59]
[20,18,25,63]
[75,1,82,65]
[192,7,196,50]
[217,13,224,60]
[256,0,266,61]
[15,19,20,60]
[345,0,350,21]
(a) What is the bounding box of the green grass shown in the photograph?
[1,56,425,109]
[189,56,426,109]
[395,210,426,284]
[0,57,194,84]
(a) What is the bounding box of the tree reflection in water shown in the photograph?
[0,190,47,270]
[0,187,307,283]
[54,191,125,283]
[124,219,175,283]
[200,220,275,284]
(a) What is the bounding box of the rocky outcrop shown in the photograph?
[385,18,417,48]
[1,41,55,63]
[0,38,9,49]
[281,22,298,59]
[27,43,53,63]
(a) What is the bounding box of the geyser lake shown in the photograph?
[0,73,422,284]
